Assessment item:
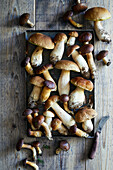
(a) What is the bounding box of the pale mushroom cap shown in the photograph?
[28,33,54,49]
[30,76,45,87]
[71,77,93,91]
[67,45,80,57]
[45,95,59,110]
[68,31,78,37]
[75,107,97,122]
[84,7,111,21]
[36,64,53,74]
[54,33,67,43]
[43,111,55,117]
[55,60,80,72]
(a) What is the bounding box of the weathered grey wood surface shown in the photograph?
[0,0,113,170]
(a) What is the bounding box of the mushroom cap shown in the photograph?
[23,109,33,116]
[44,80,55,89]
[19,13,30,26]
[45,95,59,110]
[75,107,97,122]
[54,33,67,43]
[32,108,39,113]
[60,140,70,151]
[30,76,45,87]
[79,44,94,55]
[36,64,53,74]
[59,94,69,103]
[16,138,24,151]
[32,115,45,128]
[28,33,54,49]
[43,111,55,117]
[78,32,92,43]
[32,141,40,147]
[84,7,111,21]
[21,57,30,67]
[71,77,93,91]
[69,125,77,134]
[67,45,80,57]
[68,31,78,37]
[72,3,88,14]
[97,50,108,60]
[55,60,80,72]
[63,10,73,21]
[51,118,62,130]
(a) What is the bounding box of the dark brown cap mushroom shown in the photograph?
[70,125,89,138]
[23,158,39,170]
[59,94,69,103]
[19,13,34,27]
[23,109,33,124]
[97,50,111,66]
[56,140,70,154]
[32,141,42,155]
[28,128,43,137]
[78,32,92,44]
[79,44,94,56]
[16,138,24,151]
[21,57,34,75]
[72,0,87,14]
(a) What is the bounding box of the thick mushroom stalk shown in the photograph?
[28,86,42,105]
[82,120,93,133]
[43,111,55,131]
[23,158,39,170]
[70,125,89,138]
[67,31,78,46]
[28,128,43,137]
[31,47,43,67]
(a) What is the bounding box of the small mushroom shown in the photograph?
[84,7,111,43]
[56,140,70,155]
[67,31,78,46]
[69,77,93,110]
[45,95,75,128]
[28,128,43,137]
[32,141,42,155]
[79,44,96,79]
[43,110,55,131]
[63,10,83,28]
[32,108,39,118]
[32,115,53,140]
[51,118,68,135]
[50,33,67,64]
[40,80,55,103]
[97,50,111,66]
[67,45,90,79]
[70,125,89,138]
[19,13,35,27]
[23,158,39,170]
[21,57,34,75]
[36,64,57,91]
[16,138,37,161]
[31,47,43,67]
[78,32,92,44]
[72,0,87,14]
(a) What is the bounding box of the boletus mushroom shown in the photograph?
[78,32,92,44]
[28,128,43,137]
[67,31,78,46]
[97,50,111,66]
[19,13,35,27]
[32,141,42,155]
[84,7,111,43]
[21,57,34,75]
[43,111,55,131]
[23,158,39,170]
[50,33,67,64]
[56,140,70,155]
[72,0,88,14]
[69,77,93,110]
[70,125,89,138]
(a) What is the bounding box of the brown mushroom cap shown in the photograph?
[36,64,53,74]
[68,31,78,37]
[60,140,70,151]
[67,45,80,57]
[72,3,88,14]
[79,44,94,56]
[69,125,77,134]
[60,94,69,103]
[32,108,39,113]
[55,60,80,72]
[51,118,62,130]
[71,77,93,91]
[23,109,33,116]
[32,115,44,128]
[28,33,54,49]
[32,141,40,147]
[78,32,92,43]
[97,50,108,60]
[30,76,45,87]
[21,57,30,67]
[84,7,111,21]
[75,107,97,122]
[63,10,73,21]
[16,138,24,151]
[54,33,67,43]
[44,80,55,89]
[19,13,30,26]
[45,95,59,110]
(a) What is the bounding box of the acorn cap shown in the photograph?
[55,60,80,72]
[68,31,78,37]
[78,32,92,43]
[44,80,55,89]
[30,76,45,87]
[28,33,54,49]
[54,33,67,43]
[45,95,59,110]
[71,77,93,91]
[32,115,44,128]
[51,118,62,130]
[60,140,70,151]
[36,64,53,74]
[43,111,55,118]
[63,10,73,21]
[59,94,69,103]
[32,141,40,147]
[97,50,108,60]
[72,3,87,14]
[16,138,24,151]
[79,44,94,55]
[23,109,33,116]
[19,13,30,26]
[67,45,80,57]
[75,107,97,123]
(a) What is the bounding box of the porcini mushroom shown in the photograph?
[36,64,57,91]
[56,140,70,155]
[67,31,78,46]
[63,10,83,28]
[84,7,111,43]
[19,13,34,27]
[16,138,37,161]
[32,141,42,155]
[43,110,55,131]
[31,47,43,67]
[50,33,67,64]
[75,107,97,133]
[72,0,87,14]
[70,125,89,138]
[69,77,93,110]
[32,115,53,140]
[79,44,96,79]
[78,32,92,44]
[23,158,39,170]
[51,118,68,135]
[97,50,111,66]
[67,45,90,79]
[45,95,75,128]
[28,128,43,137]
[21,57,34,75]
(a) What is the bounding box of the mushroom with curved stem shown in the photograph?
[21,57,34,75]
[72,0,87,14]
[43,110,55,131]
[78,32,92,44]
[23,158,39,170]
[79,44,96,79]
[45,95,75,128]
[97,50,111,66]
[19,13,35,27]
[31,47,43,67]
[16,138,37,161]
[36,64,57,91]
[67,45,90,79]
[70,125,89,138]
[50,33,67,64]
[56,140,70,155]
[32,115,53,140]
[32,141,42,155]
[67,31,78,46]
[69,77,93,110]
[63,10,83,28]
[51,118,68,135]
[84,7,111,43]
[28,128,43,137]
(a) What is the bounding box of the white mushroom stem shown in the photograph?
[31,47,43,67]
[75,128,89,138]
[40,87,51,102]
[29,130,43,137]
[22,144,37,161]
[67,37,76,46]
[27,20,35,27]
[64,102,74,115]
[44,117,53,131]
[28,86,42,103]
[57,124,68,135]
[82,119,93,133]
[25,160,39,170]
[86,52,96,79]
[41,122,53,140]
[94,21,111,43]
[36,147,42,155]
[69,87,85,110]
